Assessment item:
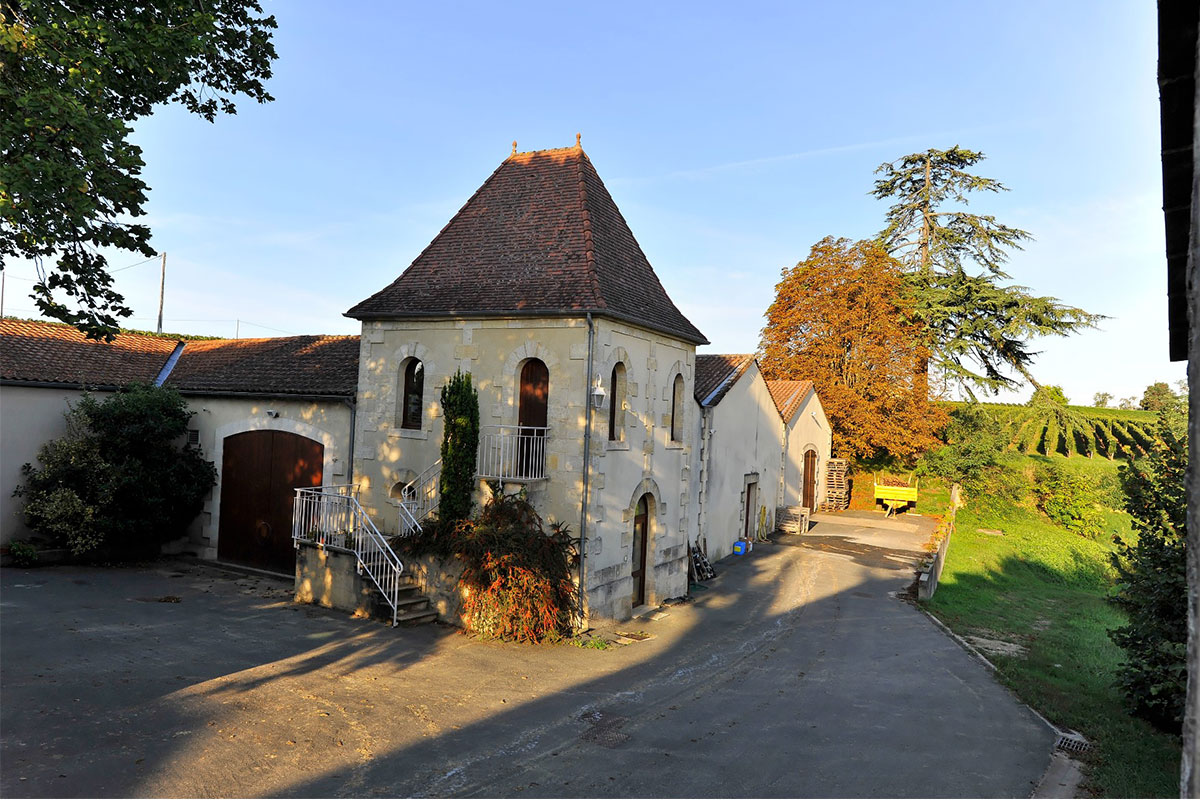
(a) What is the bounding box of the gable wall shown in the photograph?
[695,363,787,561]
[782,391,833,508]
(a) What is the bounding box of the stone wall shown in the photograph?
[401,551,467,624]
[351,315,699,623]
[695,362,787,561]
[294,541,374,617]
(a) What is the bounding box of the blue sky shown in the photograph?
[4,0,1185,404]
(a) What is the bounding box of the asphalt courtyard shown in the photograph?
[1,513,1056,798]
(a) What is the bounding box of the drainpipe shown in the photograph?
[343,397,357,486]
[579,313,595,629]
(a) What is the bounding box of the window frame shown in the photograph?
[670,373,684,442]
[608,362,626,442]
[400,358,424,430]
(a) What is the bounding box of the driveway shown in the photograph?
[1,514,1054,798]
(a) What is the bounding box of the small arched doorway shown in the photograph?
[802,449,818,509]
[517,358,549,477]
[218,430,324,573]
[632,493,652,608]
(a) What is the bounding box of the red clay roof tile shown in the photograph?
[0,319,360,397]
[694,354,755,406]
[0,318,177,386]
[166,336,360,397]
[346,146,707,345]
[766,379,814,423]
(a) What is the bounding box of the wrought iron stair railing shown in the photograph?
[293,484,408,627]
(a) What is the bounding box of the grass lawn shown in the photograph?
[920,455,1180,797]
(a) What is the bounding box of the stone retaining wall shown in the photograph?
[917,483,962,601]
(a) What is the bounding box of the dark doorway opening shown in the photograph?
[744,480,758,540]
[632,493,651,608]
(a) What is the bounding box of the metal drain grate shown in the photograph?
[580,712,630,749]
[1056,735,1093,755]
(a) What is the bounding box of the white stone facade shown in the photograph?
[692,362,787,561]
[351,316,696,622]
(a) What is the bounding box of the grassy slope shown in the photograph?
[923,454,1179,797]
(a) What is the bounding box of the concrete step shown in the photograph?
[394,607,440,625]
[364,582,438,625]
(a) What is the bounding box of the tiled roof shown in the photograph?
[766,379,814,423]
[167,336,360,397]
[694,354,755,406]
[346,145,708,345]
[0,319,360,397]
[0,318,178,386]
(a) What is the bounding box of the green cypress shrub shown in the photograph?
[438,370,480,525]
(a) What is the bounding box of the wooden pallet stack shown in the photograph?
[818,458,850,511]
[775,505,811,534]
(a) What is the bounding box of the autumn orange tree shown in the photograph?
[760,237,946,460]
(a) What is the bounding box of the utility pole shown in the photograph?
[156,252,166,334]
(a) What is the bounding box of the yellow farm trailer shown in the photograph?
[874,474,918,516]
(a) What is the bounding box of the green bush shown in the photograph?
[1029,384,1069,406]
[438,370,480,526]
[917,403,1002,486]
[8,540,38,568]
[1110,408,1188,731]
[14,384,216,559]
[1032,462,1105,539]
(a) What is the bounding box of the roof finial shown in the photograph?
[576,132,582,149]
[512,140,518,156]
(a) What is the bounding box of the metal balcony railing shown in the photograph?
[398,458,440,535]
[477,425,550,482]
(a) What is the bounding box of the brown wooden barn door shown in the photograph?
[802,450,817,509]
[632,494,650,608]
[218,430,323,574]
[517,359,548,477]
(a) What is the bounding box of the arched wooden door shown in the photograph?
[632,494,650,608]
[802,449,818,510]
[517,359,548,477]
[218,430,324,574]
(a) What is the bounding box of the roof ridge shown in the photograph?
[574,150,606,310]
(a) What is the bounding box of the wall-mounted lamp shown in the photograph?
[590,374,606,409]
[266,409,280,418]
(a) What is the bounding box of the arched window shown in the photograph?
[517,359,549,478]
[608,362,626,441]
[400,359,424,429]
[670,373,684,442]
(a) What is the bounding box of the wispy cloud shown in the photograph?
[616,127,998,185]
